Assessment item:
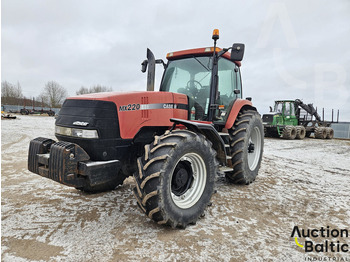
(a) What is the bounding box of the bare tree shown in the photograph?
[90,85,113,93]
[41,81,67,108]
[1,81,23,105]
[76,86,89,95]
[76,85,113,95]
[36,93,49,107]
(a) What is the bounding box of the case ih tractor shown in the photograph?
[28,30,264,228]
[262,99,337,139]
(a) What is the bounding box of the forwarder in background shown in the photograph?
[27,29,264,228]
[262,99,339,140]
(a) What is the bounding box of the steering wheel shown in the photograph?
[186,80,203,91]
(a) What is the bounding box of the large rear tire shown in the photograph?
[296,126,306,139]
[133,129,218,228]
[326,127,334,139]
[226,110,264,184]
[315,127,327,139]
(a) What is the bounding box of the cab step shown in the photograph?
[219,166,234,172]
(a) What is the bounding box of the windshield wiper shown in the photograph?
[193,56,210,71]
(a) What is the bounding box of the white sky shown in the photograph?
[2,0,350,120]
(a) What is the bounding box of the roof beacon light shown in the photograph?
[212,29,219,41]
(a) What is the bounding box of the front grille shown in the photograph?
[56,99,120,139]
[262,114,274,124]
[54,99,127,161]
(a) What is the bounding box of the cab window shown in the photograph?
[217,58,242,120]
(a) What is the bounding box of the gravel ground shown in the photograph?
[1,115,350,262]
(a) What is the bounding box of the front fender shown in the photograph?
[170,118,227,165]
[225,99,256,129]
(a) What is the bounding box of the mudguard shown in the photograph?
[224,99,256,129]
[170,118,227,165]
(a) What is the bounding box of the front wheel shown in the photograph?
[282,125,297,139]
[133,130,218,228]
[226,109,264,184]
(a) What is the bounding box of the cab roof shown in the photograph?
[275,100,296,103]
[166,47,242,67]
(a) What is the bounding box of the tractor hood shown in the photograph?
[60,91,189,139]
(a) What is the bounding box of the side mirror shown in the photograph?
[141,60,148,73]
[231,43,245,61]
[269,106,273,112]
[234,89,240,94]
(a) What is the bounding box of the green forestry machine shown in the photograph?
[262,99,338,139]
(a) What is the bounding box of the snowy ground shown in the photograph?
[1,115,350,261]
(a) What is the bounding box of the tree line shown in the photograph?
[1,81,113,108]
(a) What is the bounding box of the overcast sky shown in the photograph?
[2,0,350,120]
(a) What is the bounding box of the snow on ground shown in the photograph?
[1,115,350,261]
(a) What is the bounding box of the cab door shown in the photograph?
[216,58,242,122]
[283,102,298,126]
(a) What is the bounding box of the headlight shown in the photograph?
[55,126,99,139]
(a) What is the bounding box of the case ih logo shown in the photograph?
[73,121,89,126]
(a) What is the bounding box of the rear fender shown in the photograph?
[170,118,226,165]
[225,99,256,130]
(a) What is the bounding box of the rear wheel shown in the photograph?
[296,126,306,139]
[315,127,327,139]
[282,125,297,139]
[226,109,264,184]
[326,127,334,139]
[133,130,218,228]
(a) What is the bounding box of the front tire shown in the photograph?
[133,130,218,228]
[226,109,264,184]
[282,125,297,139]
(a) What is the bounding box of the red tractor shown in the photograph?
[28,30,264,228]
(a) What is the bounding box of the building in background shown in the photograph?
[331,122,350,139]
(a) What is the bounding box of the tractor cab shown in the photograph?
[160,50,242,122]
[263,100,298,126]
[143,29,245,125]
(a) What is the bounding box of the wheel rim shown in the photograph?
[247,126,262,171]
[171,152,207,209]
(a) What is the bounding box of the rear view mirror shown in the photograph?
[141,60,148,73]
[231,43,245,61]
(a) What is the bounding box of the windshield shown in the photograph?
[161,56,242,121]
[274,102,283,113]
[160,57,212,95]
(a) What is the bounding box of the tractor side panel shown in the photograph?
[224,99,254,129]
[115,92,188,139]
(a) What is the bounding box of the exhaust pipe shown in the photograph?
[141,48,156,91]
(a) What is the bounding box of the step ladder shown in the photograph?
[217,132,234,172]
